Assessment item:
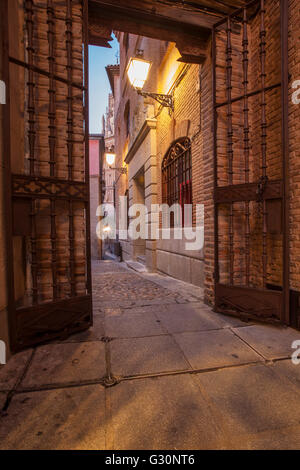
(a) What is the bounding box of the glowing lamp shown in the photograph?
[127,58,151,90]
[127,57,174,112]
[106,152,116,167]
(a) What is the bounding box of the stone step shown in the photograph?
[104,250,120,262]
[137,255,146,265]
[125,260,148,273]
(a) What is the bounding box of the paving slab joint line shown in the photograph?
[8,356,290,397]
[101,336,113,343]
[118,359,265,382]
[104,338,119,389]
[8,361,260,395]
[229,327,268,361]
[1,348,36,414]
[104,385,114,450]
[271,355,294,363]
[170,333,195,370]
[14,377,107,394]
[106,333,170,341]
[189,373,232,448]
[102,375,121,388]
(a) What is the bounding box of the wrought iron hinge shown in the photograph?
[256,175,269,201]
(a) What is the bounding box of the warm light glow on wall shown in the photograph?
[158,44,181,94]
[127,58,151,90]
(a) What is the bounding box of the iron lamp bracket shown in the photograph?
[137,89,174,111]
[109,167,127,175]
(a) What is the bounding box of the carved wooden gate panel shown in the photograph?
[6,0,92,351]
[213,0,289,324]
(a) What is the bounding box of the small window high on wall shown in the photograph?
[162,137,192,228]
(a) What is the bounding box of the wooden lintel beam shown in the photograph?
[89,35,112,48]
[88,0,211,45]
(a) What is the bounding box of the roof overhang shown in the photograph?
[105,64,120,96]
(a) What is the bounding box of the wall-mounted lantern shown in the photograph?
[103,225,111,234]
[127,57,174,111]
[105,152,116,166]
[105,152,127,175]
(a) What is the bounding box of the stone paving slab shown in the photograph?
[97,307,123,317]
[21,342,106,389]
[59,316,105,342]
[96,301,138,310]
[125,261,148,273]
[131,298,187,306]
[3,260,300,450]
[142,272,204,302]
[230,424,300,450]
[0,350,32,391]
[155,304,230,334]
[233,324,300,360]
[195,363,300,437]
[0,385,106,450]
[110,336,191,377]
[105,313,164,339]
[271,359,300,389]
[174,329,263,370]
[211,312,252,329]
[121,305,166,316]
[109,374,226,450]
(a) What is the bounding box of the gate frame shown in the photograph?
[4,0,93,352]
[212,0,290,324]
[1,0,16,352]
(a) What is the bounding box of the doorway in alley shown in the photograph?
[4,0,211,351]
[3,0,290,354]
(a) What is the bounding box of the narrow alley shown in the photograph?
[1,260,300,450]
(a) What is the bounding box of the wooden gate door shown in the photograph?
[4,0,92,351]
[213,0,289,324]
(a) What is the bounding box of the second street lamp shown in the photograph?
[105,152,127,175]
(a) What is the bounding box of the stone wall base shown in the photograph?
[156,251,204,287]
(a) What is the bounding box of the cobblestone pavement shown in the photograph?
[1,260,300,449]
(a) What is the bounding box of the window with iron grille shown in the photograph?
[162,137,192,228]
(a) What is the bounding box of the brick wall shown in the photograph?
[289,0,300,291]
[7,0,87,305]
[203,0,291,305]
[200,38,215,304]
[156,57,203,216]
